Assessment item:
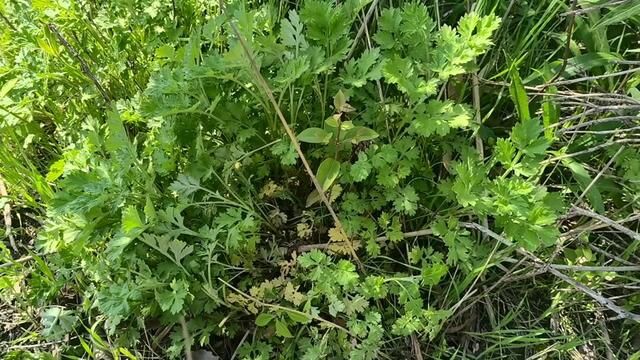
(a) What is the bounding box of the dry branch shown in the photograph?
[48,24,111,102]
[460,222,640,322]
[301,221,640,322]
[0,176,16,252]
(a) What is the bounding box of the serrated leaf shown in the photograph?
[121,206,144,235]
[169,239,194,263]
[275,56,310,85]
[342,48,382,87]
[46,159,65,182]
[41,307,77,340]
[144,196,157,223]
[281,10,308,50]
[155,279,189,315]
[328,296,345,316]
[316,158,341,191]
[297,128,333,144]
[328,226,349,243]
[343,296,368,316]
[422,262,448,286]
[411,100,471,137]
[350,152,371,182]
[511,117,543,151]
[170,175,201,197]
[105,110,134,161]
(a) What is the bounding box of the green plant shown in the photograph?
[2,0,640,359]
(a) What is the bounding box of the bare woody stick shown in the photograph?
[48,24,111,102]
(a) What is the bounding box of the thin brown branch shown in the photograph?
[48,24,111,102]
[180,316,193,360]
[563,213,640,239]
[589,244,636,266]
[0,11,17,32]
[346,0,381,60]
[411,333,424,360]
[0,176,17,252]
[460,222,640,322]
[551,67,640,87]
[297,229,434,253]
[562,125,640,135]
[555,116,640,133]
[570,206,640,242]
[545,138,640,163]
[0,255,32,269]
[546,264,640,272]
[576,146,624,203]
[561,0,629,16]
[545,0,578,86]
[534,92,640,105]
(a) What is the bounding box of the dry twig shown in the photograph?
[48,24,111,102]
[460,222,640,322]
[346,0,381,60]
[570,206,640,242]
[0,176,16,252]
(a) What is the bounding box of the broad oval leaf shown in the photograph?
[305,189,321,208]
[324,114,342,128]
[285,310,311,324]
[305,184,342,208]
[325,115,354,131]
[346,126,379,144]
[297,128,332,144]
[316,158,341,191]
[255,313,275,327]
[275,320,293,338]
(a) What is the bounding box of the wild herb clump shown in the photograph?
[2,0,640,359]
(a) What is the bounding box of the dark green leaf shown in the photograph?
[509,68,530,122]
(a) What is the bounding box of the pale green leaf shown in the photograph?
[316,158,341,191]
[275,320,293,338]
[255,313,275,326]
[297,128,333,144]
[345,126,379,144]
